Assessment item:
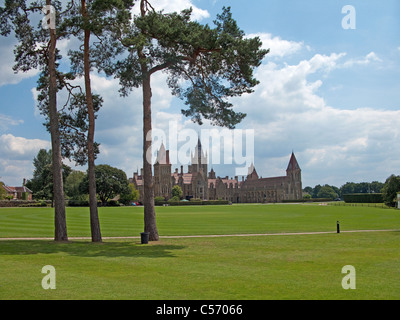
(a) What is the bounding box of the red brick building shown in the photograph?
[2,185,33,200]
[131,140,302,203]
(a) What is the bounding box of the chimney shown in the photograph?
[23,178,26,186]
[181,165,183,175]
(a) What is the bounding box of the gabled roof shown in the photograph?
[2,185,32,193]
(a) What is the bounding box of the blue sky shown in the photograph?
[1,0,400,188]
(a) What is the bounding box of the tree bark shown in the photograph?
[138,0,159,241]
[142,69,159,241]
[47,0,68,242]
[82,0,102,242]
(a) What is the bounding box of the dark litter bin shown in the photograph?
[141,232,150,244]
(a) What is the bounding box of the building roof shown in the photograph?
[181,173,193,185]
[2,185,33,193]
[241,176,287,189]
[208,177,240,189]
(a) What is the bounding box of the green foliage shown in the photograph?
[26,149,71,200]
[79,164,130,205]
[64,170,86,200]
[0,181,6,200]
[56,93,103,166]
[382,174,400,207]
[305,181,385,199]
[119,183,140,205]
[316,185,338,200]
[341,181,384,195]
[303,194,312,200]
[17,201,48,207]
[156,200,229,206]
[168,196,181,202]
[114,5,268,129]
[343,193,384,204]
[171,185,183,199]
[306,184,340,199]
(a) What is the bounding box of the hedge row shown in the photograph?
[282,198,333,203]
[67,200,121,207]
[343,193,384,203]
[156,200,230,206]
[0,200,51,207]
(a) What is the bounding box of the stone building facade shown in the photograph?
[131,140,302,203]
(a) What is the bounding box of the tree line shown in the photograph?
[304,175,400,207]
[0,1,267,241]
[25,149,139,206]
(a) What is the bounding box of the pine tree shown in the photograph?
[61,0,134,242]
[0,0,68,241]
[112,1,268,241]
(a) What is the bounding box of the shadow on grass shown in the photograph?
[0,240,185,259]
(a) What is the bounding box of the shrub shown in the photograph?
[162,200,229,206]
[343,193,384,203]
[168,196,180,203]
[107,200,120,206]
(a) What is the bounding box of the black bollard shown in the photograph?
[337,221,340,234]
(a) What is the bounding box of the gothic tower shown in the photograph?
[154,142,172,199]
[189,138,208,175]
[188,138,208,200]
[286,152,302,200]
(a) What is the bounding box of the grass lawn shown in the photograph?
[1,203,399,238]
[0,204,399,299]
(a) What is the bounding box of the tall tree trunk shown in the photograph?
[142,70,159,241]
[139,0,159,241]
[82,0,102,242]
[47,0,68,242]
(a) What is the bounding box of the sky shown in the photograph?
[0,0,399,188]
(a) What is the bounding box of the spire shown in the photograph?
[287,152,300,171]
[156,142,169,164]
[192,136,207,164]
[248,162,255,175]
[197,137,203,157]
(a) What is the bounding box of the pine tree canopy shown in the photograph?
[113,5,268,129]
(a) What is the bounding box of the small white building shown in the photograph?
[397,192,400,209]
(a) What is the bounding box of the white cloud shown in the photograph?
[0,114,24,131]
[0,38,40,87]
[247,33,304,58]
[229,50,400,186]
[235,52,345,117]
[0,134,51,185]
[0,134,50,159]
[341,51,382,68]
